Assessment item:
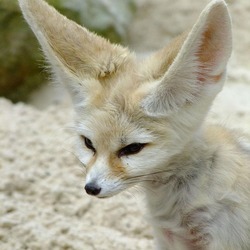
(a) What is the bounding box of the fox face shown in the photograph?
[74,80,183,197]
[19,0,232,198]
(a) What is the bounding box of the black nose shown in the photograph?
[85,183,101,196]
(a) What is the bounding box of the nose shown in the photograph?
[85,183,101,196]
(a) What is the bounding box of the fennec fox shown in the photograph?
[19,0,250,249]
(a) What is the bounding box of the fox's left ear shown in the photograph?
[141,0,232,116]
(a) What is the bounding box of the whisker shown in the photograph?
[124,169,172,182]
[71,166,87,177]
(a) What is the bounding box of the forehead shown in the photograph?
[75,101,155,150]
[74,64,159,148]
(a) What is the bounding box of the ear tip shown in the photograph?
[18,0,34,8]
[18,0,39,15]
[205,0,230,14]
[202,0,232,30]
[209,0,227,7]
[19,0,48,13]
[18,0,27,10]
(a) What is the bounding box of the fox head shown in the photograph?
[19,0,232,198]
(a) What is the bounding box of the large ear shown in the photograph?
[18,0,132,105]
[141,0,232,116]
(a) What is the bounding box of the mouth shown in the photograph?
[97,195,110,199]
[95,190,121,199]
[88,187,126,199]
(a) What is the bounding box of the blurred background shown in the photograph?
[1,0,249,108]
[0,0,136,104]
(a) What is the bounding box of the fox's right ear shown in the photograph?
[18,0,132,107]
[140,0,232,117]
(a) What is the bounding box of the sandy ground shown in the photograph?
[1,0,250,249]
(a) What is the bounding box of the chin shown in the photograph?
[97,187,128,199]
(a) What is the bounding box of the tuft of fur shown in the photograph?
[19,0,250,249]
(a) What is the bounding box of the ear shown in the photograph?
[18,0,132,106]
[141,0,232,116]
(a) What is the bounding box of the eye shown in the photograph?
[82,136,96,153]
[118,143,146,157]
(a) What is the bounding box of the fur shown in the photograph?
[19,0,250,249]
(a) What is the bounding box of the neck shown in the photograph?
[142,126,218,216]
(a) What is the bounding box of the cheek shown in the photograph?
[75,138,93,166]
[121,153,152,175]
[122,146,170,175]
[109,154,127,177]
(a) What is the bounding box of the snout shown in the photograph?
[84,182,101,196]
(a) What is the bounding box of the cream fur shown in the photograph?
[19,0,250,249]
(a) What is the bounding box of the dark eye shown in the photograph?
[118,143,146,157]
[82,136,96,153]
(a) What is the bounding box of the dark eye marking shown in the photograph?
[118,143,147,158]
[81,136,96,153]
